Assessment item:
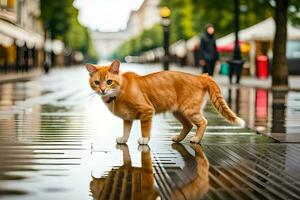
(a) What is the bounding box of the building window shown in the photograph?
[7,0,15,9]
[0,0,8,8]
[1,0,14,9]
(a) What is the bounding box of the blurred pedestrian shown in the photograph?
[198,24,219,76]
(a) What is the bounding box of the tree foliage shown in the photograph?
[113,0,299,61]
[40,0,73,40]
[289,0,300,28]
[40,0,99,62]
[113,24,162,61]
[161,0,275,40]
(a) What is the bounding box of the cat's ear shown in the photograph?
[86,64,98,76]
[109,60,120,74]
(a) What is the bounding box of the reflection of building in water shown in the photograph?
[227,86,271,133]
[0,82,14,110]
[255,89,269,132]
[286,92,300,134]
[0,80,42,140]
[256,89,268,119]
[226,86,257,129]
[225,86,298,136]
[92,0,160,60]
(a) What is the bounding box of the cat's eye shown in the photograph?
[94,81,100,85]
[106,80,113,85]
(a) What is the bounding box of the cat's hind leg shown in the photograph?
[171,111,193,142]
[116,120,133,144]
[186,112,207,143]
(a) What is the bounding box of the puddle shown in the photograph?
[0,65,300,199]
[222,86,300,141]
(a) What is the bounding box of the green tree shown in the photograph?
[272,0,289,88]
[113,24,162,60]
[65,18,86,51]
[113,0,299,62]
[289,0,300,27]
[40,0,99,62]
[40,0,74,40]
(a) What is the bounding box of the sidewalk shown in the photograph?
[1,64,299,91]
[0,69,42,84]
[0,64,299,200]
[169,65,300,90]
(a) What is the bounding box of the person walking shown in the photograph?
[198,24,219,76]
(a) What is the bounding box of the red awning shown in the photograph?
[217,41,244,52]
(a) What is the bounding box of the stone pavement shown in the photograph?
[0,64,300,200]
[0,69,42,84]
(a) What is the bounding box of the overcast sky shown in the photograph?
[74,0,144,32]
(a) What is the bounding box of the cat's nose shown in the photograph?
[99,89,106,95]
[100,87,105,93]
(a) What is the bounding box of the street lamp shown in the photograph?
[160,6,171,70]
[228,0,244,84]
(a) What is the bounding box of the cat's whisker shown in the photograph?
[89,92,96,97]
[88,92,99,101]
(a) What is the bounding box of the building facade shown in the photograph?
[126,0,160,37]
[0,0,44,73]
[92,0,160,60]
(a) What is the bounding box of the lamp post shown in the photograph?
[228,0,244,84]
[233,0,241,60]
[160,7,171,70]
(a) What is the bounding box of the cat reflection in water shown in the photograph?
[90,144,209,200]
[90,145,159,200]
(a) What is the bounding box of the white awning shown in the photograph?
[217,18,300,46]
[0,19,44,49]
[186,35,199,51]
[170,39,187,58]
[0,32,14,47]
[45,39,64,54]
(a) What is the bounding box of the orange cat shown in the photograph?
[86,60,245,145]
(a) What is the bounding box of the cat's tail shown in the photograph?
[200,74,245,127]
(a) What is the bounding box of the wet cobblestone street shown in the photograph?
[0,64,300,200]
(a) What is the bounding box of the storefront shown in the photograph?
[216,18,300,76]
[0,19,44,72]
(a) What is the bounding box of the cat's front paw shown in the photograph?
[190,136,201,143]
[171,135,183,143]
[115,144,128,151]
[116,137,128,144]
[138,145,150,152]
[138,137,149,145]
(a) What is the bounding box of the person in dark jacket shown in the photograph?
[198,24,219,76]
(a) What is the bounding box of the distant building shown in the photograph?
[91,31,129,60]
[17,0,43,35]
[92,0,160,60]
[126,0,160,37]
